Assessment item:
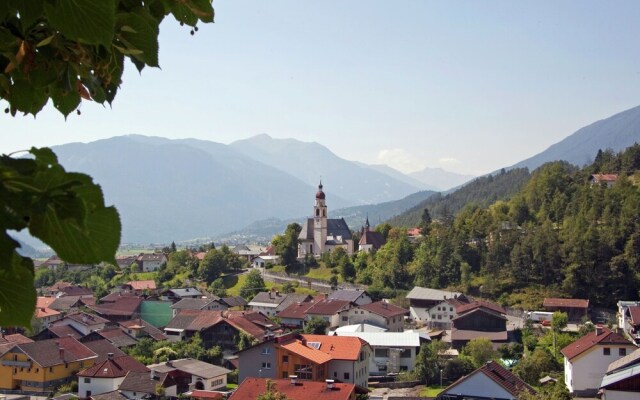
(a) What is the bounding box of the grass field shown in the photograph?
[419,386,444,397]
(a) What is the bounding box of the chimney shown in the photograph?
[107,353,114,360]
[325,379,334,390]
[150,370,158,380]
[290,375,298,385]
[301,338,307,346]
[596,324,604,336]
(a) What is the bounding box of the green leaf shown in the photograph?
[51,85,81,118]
[0,233,36,327]
[170,0,214,25]
[15,0,45,30]
[7,78,48,115]
[116,9,160,67]
[44,0,116,47]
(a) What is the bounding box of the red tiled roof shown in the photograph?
[543,298,589,309]
[77,355,148,377]
[277,300,318,319]
[300,334,367,361]
[281,341,333,364]
[89,296,143,317]
[37,297,56,308]
[358,301,408,318]
[472,361,536,397]
[407,228,421,236]
[0,334,33,345]
[119,319,167,341]
[591,174,618,182]
[48,324,84,339]
[65,311,109,325]
[628,306,640,325]
[100,291,142,303]
[82,340,126,361]
[232,378,356,400]
[456,300,506,315]
[35,307,61,319]
[305,299,352,316]
[127,280,157,291]
[166,310,278,339]
[561,327,633,360]
[190,390,224,400]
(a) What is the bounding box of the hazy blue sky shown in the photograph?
[3,1,640,175]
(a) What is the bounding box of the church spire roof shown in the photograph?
[315,180,325,200]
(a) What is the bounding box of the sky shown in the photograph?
[2,1,640,176]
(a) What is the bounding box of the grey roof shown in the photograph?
[607,348,640,373]
[406,286,462,301]
[168,288,203,298]
[334,331,423,347]
[248,291,288,307]
[171,297,221,310]
[328,289,369,302]
[148,358,231,379]
[222,296,247,307]
[299,218,353,241]
[50,295,85,311]
[91,391,129,400]
[119,371,174,393]
[601,364,640,389]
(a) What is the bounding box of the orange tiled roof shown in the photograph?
[127,280,157,291]
[543,298,589,309]
[561,327,632,360]
[281,341,332,365]
[232,378,355,400]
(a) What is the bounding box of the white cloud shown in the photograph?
[377,148,426,174]
[437,157,460,165]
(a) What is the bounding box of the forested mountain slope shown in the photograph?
[355,144,640,309]
[387,168,530,227]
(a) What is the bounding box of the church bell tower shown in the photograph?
[313,181,327,256]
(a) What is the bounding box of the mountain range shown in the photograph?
[14,104,640,248]
[33,135,458,244]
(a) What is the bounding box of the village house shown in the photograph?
[121,280,157,295]
[600,347,640,399]
[162,287,203,303]
[450,301,508,350]
[327,289,372,306]
[277,298,319,330]
[237,332,371,389]
[298,182,354,258]
[252,255,281,269]
[437,360,536,399]
[543,297,589,322]
[425,294,470,329]
[305,299,354,329]
[88,293,143,322]
[231,378,357,400]
[118,319,167,341]
[358,217,385,253]
[333,331,428,375]
[0,336,97,392]
[406,286,463,323]
[164,310,278,350]
[147,358,231,393]
[171,297,229,317]
[248,290,311,317]
[562,325,636,397]
[81,327,138,349]
[620,303,640,345]
[77,352,149,398]
[337,300,407,332]
[589,173,618,188]
[136,253,167,272]
[117,370,177,400]
[50,312,109,336]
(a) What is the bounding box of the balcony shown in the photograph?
[2,360,32,368]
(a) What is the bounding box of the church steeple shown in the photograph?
[313,180,327,256]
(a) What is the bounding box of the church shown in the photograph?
[298,182,354,258]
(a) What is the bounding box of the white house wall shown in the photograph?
[79,376,124,398]
[566,345,637,393]
[442,372,514,399]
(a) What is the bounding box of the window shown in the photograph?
[295,364,313,380]
[400,349,412,358]
[343,372,350,380]
[431,314,436,319]
[261,362,271,369]
[282,355,289,363]
[603,348,611,356]
[450,307,453,312]
[375,348,389,358]
[261,347,272,355]
[620,348,627,356]
[342,316,348,322]
[84,378,91,383]
[49,367,53,372]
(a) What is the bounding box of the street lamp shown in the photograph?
[440,369,443,389]
[259,369,262,378]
